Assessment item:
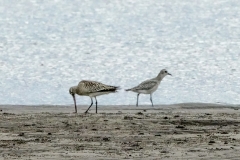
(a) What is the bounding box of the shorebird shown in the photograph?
[69,80,119,113]
[125,69,172,107]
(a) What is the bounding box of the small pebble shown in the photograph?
[18,133,24,136]
[209,140,215,144]
[176,125,185,129]
[124,116,133,120]
[205,113,212,115]
[137,112,143,115]
[102,137,110,141]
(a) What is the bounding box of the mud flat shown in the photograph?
[0,103,240,160]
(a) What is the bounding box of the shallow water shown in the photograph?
[0,0,240,105]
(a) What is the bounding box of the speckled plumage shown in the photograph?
[126,80,158,93]
[69,80,119,113]
[126,69,172,107]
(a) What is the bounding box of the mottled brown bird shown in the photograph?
[69,80,119,113]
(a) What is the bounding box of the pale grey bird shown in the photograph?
[69,80,119,113]
[125,69,172,107]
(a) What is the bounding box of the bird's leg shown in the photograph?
[85,97,93,114]
[136,93,140,107]
[95,97,98,113]
[150,94,154,107]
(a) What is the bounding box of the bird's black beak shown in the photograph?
[168,73,172,76]
[71,94,77,113]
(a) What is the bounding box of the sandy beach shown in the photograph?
[1,103,240,160]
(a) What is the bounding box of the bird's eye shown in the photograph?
[165,71,167,73]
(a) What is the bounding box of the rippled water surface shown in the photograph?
[0,0,240,105]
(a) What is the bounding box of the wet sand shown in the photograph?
[1,103,240,160]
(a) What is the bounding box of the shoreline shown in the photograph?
[0,103,240,114]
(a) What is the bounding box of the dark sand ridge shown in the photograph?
[1,103,240,159]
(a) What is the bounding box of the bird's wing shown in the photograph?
[79,80,118,93]
[131,80,158,91]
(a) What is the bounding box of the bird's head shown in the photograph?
[157,69,172,80]
[69,86,77,96]
[161,69,172,76]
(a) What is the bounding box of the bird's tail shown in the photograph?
[96,85,120,93]
[115,86,121,92]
